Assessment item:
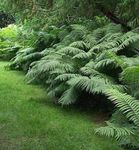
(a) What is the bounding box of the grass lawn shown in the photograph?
[0,61,122,150]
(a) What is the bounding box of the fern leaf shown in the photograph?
[95,121,134,140]
[59,86,79,105]
[104,89,139,127]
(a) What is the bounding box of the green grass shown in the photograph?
[0,61,122,150]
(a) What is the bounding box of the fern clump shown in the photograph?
[7,23,139,149]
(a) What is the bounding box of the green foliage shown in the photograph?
[105,89,139,127]
[95,89,139,149]
[7,22,139,149]
[95,121,134,140]
[1,1,139,149]
[1,0,139,29]
[0,25,21,60]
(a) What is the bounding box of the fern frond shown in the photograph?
[95,51,126,69]
[69,41,90,51]
[117,32,139,51]
[104,89,139,127]
[72,51,94,60]
[95,59,119,70]
[67,76,122,94]
[58,46,84,56]
[121,56,139,67]
[55,73,81,82]
[59,86,79,105]
[121,66,139,93]
[95,121,134,140]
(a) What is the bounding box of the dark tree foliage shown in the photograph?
[0,0,139,29]
[0,11,15,28]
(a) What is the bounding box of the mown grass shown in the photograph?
[0,61,122,150]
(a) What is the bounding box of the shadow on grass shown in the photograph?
[29,96,109,126]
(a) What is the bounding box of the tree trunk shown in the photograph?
[98,6,131,31]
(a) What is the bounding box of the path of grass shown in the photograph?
[0,62,122,150]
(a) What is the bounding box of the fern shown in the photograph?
[69,41,90,51]
[58,46,84,56]
[95,121,134,140]
[59,86,79,105]
[117,32,139,51]
[104,89,139,127]
[55,73,81,82]
[4,2,139,149]
[121,66,139,96]
[67,76,122,95]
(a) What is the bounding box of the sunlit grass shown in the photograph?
[0,61,122,150]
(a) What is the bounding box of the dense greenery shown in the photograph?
[0,0,139,150]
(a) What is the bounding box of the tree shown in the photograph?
[0,11,15,28]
